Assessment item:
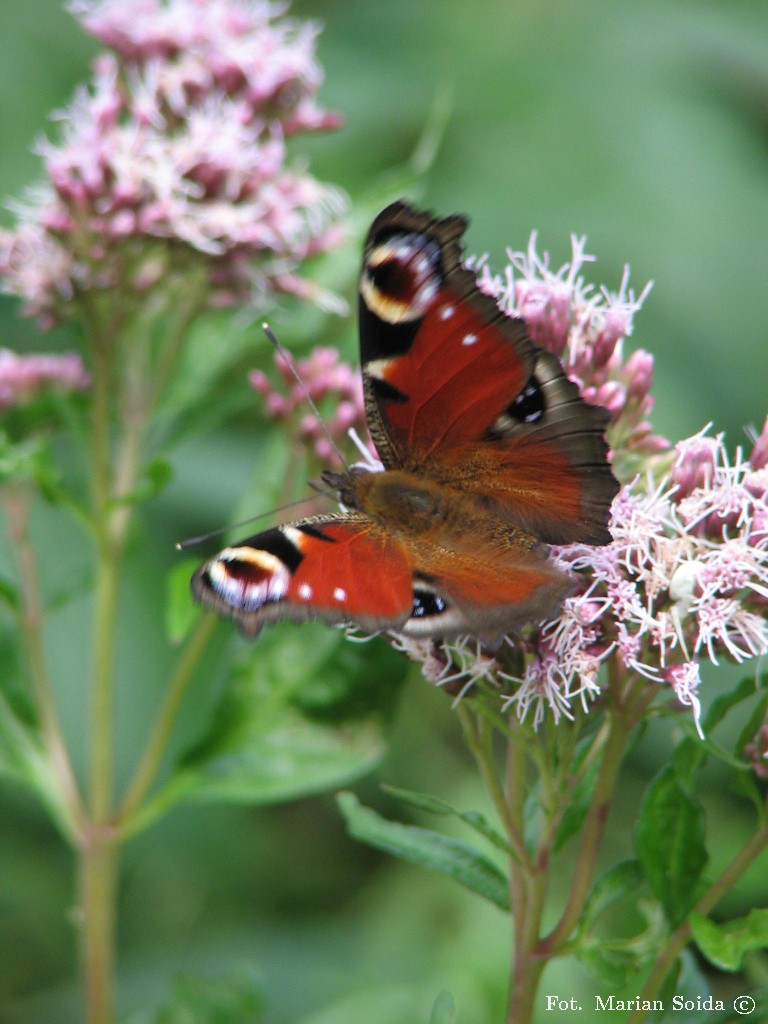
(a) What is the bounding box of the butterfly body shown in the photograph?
[192,202,619,641]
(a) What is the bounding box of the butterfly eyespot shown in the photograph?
[410,587,448,619]
[508,377,545,424]
[207,547,290,610]
[362,232,442,323]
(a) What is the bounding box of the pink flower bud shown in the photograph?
[672,436,718,498]
[248,369,271,396]
[516,281,571,356]
[623,348,654,400]
[265,393,289,417]
[593,380,627,417]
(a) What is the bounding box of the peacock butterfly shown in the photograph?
[191,202,619,642]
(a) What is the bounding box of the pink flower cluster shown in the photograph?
[386,237,768,733]
[249,346,365,466]
[475,234,669,474]
[0,0,346,325]
[0,349,90,409]
[509,426,768,729]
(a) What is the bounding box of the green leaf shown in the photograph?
[165,558,202,644]
[579,860,645,932]
[0,690,76,839]
[170,713,386,806]
[382,783,512,855]
[131,626,403,832]
[0,688,45,788]
[704,673,766,735]
[428,991,457,1024]
[143,456,174,498]
[289,632,406,723]
[116,456,174,506]
[153,973,262,1023]
[635,765,708,925]
[690,908,768,971]
[576,862,664,988]
[338,791,510,911]
[729,769,766,819]
[578,899,665,989]
[554,754,601,852]
[656,951,715,1023]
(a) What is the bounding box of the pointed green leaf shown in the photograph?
[704,673,766,735]
[0,690,76,839]
[635,765,708,925]
[382,783,512,855]
[580,860,645,933]
[577,899,665,988]
[729,769,767,819]
[115,456,174,506]
[166,713,386,807]
[338,791,510,911]
[131,626,405,832]
[690,909,768,971]
[657,950,713,1021]
[576,862,664,987]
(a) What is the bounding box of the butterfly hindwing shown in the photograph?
[192,512,575,642]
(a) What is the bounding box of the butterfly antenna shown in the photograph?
[175,492,335,551]
[262,322,349,471]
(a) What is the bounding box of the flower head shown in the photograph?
[0,0,346,325]
[249,345,366,467]
[0,349,90,409]
[475,234,668,477]
[495,432,768,732]
[393,235,767,733]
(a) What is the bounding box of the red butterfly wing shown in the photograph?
[191,511,574,642]
[402,537,573,641]
[192,514,415,637]
[193,201,618,643]
[358,202,617,545]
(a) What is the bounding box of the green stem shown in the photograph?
[82,307,153,1023]
[629,815,768,1020]
[80,823,118,1024]
[456,702,529,867]
[88,335,118,823]
[3,483,85,840]
[118,612,218,835]
[539,671,653,957]
[506,719,546,1024]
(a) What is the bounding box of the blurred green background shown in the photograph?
[0,1,767,1022]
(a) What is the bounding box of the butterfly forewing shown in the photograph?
[358,202,618,546]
